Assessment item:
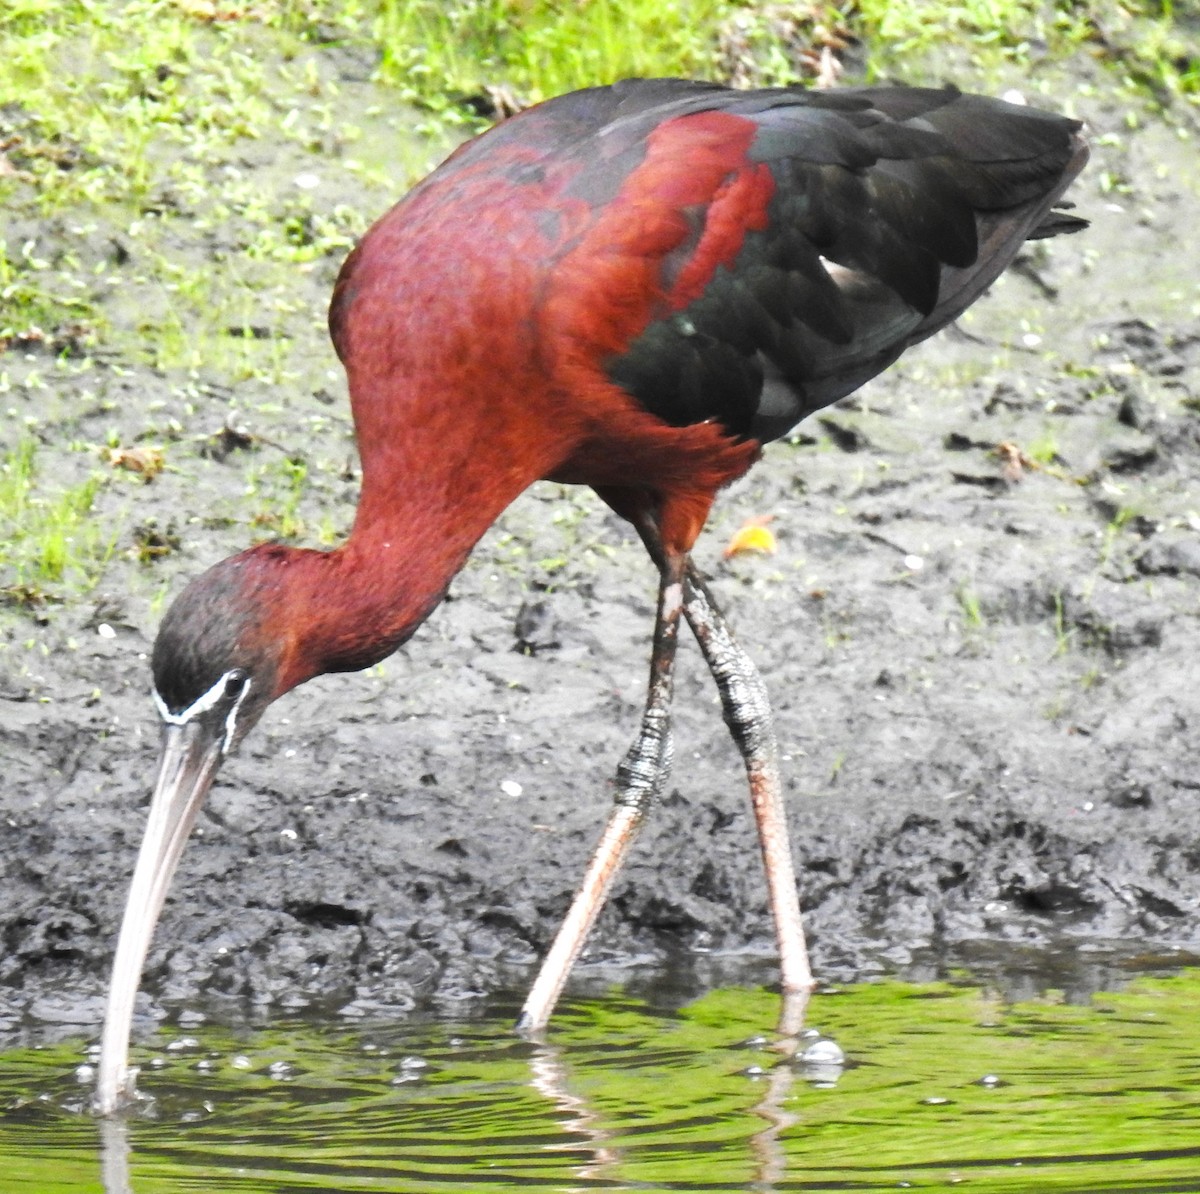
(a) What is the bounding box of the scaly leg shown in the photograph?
[683,563,813,1017]
[517,555,685,1033]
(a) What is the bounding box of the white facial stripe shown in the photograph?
[153,673,234,725]
[153,670,252,754]
[220,679,251,754]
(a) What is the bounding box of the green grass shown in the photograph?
[0,238,100,351]
[1025,429,1062,467]
[956,582,985,629]
[2,2,1194,220]
[373,0,1198,109]
[376,0,740,111]
[0,436,115,598]
[857,0,1197,99]
[856,0,1090,58]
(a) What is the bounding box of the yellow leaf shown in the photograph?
[724,520,777,558]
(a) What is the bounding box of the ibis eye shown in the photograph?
[222,670,248,699]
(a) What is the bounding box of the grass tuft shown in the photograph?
[0,437,115,598]
[376,0,738,111]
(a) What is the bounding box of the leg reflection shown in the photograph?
[99,1115,133,1194]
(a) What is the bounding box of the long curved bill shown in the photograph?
[94,720,225,1115]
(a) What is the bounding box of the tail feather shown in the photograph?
[1029,208,1090,239]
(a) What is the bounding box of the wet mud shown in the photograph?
[2,56,1199,1041]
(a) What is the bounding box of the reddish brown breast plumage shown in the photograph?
[327,77,1086,554]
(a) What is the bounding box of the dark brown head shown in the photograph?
[96,545,304,1114]
[150,546,292,750]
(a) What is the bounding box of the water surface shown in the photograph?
[4,972,1200,1192]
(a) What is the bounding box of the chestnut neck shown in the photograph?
[265,376,572,695]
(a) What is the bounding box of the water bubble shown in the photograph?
[729,1032,768,1051]
[800,1038,846,1066]
[391,1055,430,1085]
[795,1033,846,1086]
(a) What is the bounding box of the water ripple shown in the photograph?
[3,975,1200,1191]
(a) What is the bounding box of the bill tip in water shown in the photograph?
[94,1063,139,1117]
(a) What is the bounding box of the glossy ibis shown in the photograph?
[95,78,1087,1114]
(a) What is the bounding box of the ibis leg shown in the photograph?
[683,564,814,1005]
[517,559,684,1033]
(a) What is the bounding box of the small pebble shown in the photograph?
[500,779,523,797]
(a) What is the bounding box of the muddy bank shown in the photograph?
[2,52,1199,1041]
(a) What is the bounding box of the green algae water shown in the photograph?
[3,974,1200,1193]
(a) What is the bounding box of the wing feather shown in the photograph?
[595,82,1086,441]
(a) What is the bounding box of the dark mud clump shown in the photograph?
[2,57,1200,1040]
